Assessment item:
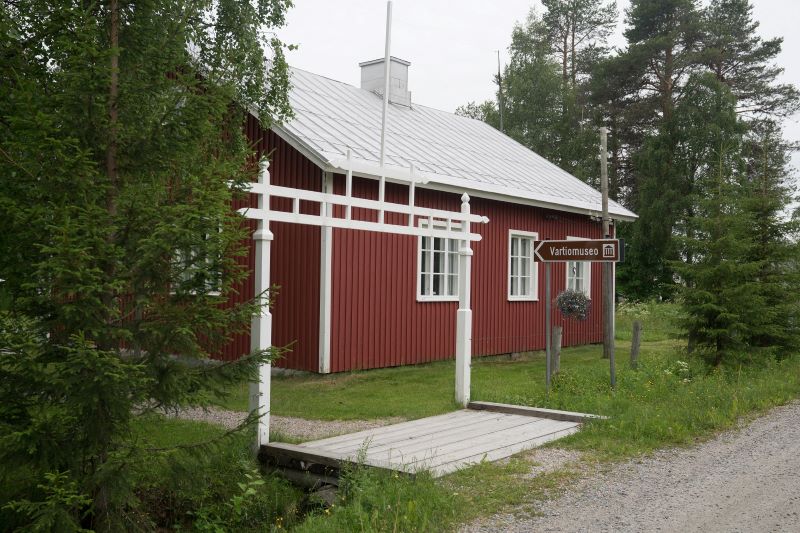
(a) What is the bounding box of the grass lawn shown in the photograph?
[137,302,800,531]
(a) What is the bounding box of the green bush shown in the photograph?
[294,463,457,533]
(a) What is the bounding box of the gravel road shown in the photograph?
[465,401,800,533]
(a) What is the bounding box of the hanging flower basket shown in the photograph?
[555,289,591,321]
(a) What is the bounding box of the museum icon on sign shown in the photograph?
[602,244,615,258]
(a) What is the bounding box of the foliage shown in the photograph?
[3,472,92,533]
[670,75,800,364]
[129,417,301,531]
[555,289,592,321]
[615,300,684,341]
[0,0,293,529]
[462,0,800,308]
[295,462,457,533]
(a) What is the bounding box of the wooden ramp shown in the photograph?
[262,402,602,482]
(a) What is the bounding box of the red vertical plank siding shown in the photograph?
[222,116,606,371]
[329,176,605,371]
[220,116,321,371]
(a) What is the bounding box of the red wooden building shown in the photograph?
[223,57,636,373]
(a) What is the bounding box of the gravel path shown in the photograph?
[171,406,405,441]
[464,401,800,533]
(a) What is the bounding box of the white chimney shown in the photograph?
[359,56,411,107]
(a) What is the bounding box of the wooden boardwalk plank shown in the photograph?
[371,419,575,470]
[351,415,549,459]
[261,403,594,482]
[469,401,607,423]
[304,410,486,448]
[318,412,524,454]
[431,425,581,476]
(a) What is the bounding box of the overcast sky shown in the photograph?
[277,0,800,159]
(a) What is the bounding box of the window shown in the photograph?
[508,230,538,301]
[174,225,223,296]
[566,236,591,297]
[417,220,460,301]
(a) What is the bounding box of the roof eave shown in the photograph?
[266,123,638,222]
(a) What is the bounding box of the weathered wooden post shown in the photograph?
[545,262,552,393]
[552,325,563,374]
[248,159,273,449]
[600,127,616,388]
[455,193,473,407]
[630,320,642,370]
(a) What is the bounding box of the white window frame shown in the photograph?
[416,219,461,302]
[566,235,591,298]
[507,230,539,301]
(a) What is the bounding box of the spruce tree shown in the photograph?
[0,1,292,529]
[672,74,751,364]
[738,120,800,352]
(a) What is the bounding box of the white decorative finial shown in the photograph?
[461,192,470,203]
[258,159,270,184]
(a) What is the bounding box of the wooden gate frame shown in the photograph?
[239,158,490,447]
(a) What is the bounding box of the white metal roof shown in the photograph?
[272,67,637,221]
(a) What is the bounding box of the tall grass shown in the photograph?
[615,300,684,341]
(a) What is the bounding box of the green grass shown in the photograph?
[129,416,304,531]
[148,302,800,530]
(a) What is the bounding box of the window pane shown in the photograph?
[511,237,518,256]
[433,273,444,295]
[521,238,530,257]
[448,252,458,274]
[421,272,429,295]
[434,237,445,252]
[521,276,529,296]
[421,250,430,274]
[521,257,530,276]
[434,250,444,275]
[447,274,456,296]
[511,276,518,295]
[511,257,518,277]
[449,239,458,253]
[422,236,430,252]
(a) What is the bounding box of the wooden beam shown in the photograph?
[467,401,607,423]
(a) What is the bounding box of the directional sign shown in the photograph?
[533,239,621,262]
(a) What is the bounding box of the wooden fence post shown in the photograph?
[630,320,641,370]
[552,325,562,375]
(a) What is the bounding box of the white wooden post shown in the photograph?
[248,159,273,449]
[455,193,473,407]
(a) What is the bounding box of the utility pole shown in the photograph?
[496,50,505,133]
[600,127,615,387]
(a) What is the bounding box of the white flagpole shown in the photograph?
[378,0,392,223]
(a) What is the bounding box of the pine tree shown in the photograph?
[702,0,800,119]
[459,5,617,185]
[0,1,293,529]
[616,0,705,299]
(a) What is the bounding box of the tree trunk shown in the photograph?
[570,13,576,86]
[94,1,120,529]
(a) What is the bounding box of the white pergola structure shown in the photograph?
[240,158,489,447]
